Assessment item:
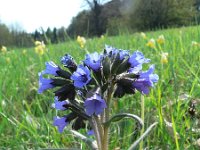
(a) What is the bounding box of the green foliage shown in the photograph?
[0,25,200,149]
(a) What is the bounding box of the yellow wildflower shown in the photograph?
[191,41,199,47]
[77,36,86,48]
[161,52,168,64]
[140,32,147,39]
[146,38,156,48]
[6,57,10,64]
[1,46,7,53]
[34,41,46,56]
[22,49,27,55]
[35,41,42,46]
[157,35,165,44]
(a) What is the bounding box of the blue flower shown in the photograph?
[53,116,68,133]
[105,45,129,60]
[118,49,129,60]
[38,72,54,94]
[61,54,76,69]
[84,93,107,116]
[70,65,91,88]
[42,61,60,76]
[84,52,102,71]
[128,51,150,68]
[87,129,94,136]
[132,65,159,95]
[54,97,69,110]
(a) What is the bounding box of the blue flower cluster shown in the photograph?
[38,45,158,133]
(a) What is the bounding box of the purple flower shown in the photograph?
[61,54,76,68]
[38,72,54,94]
[84,93,107,116]
[84,52,102,71]
[54,97,69,110]
[70,65,91,88]
[53,116,68,133]
[128,51,150,68]
[105,45,129,60]
[118,49,129,60]
[87,129,94,136]
[42,61,59,76]
[132,65,159,95]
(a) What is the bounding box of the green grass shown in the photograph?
[0,25,200,149]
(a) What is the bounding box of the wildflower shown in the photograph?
[1,46,7,53]
[42,61,60,76]
[38,72,54,94]
[6,57,10,64]
[161,52,168,64]
[71,65,91,88]
[84,93,107,116]
[128,51,150,68]
[101,35,105,39]
[146,38,156,48]
[84,52,102,71]
[87,130,94,136]
[132,65,159,95]
[77,36,86,48]
[104,45,129,60]
[35,41,42,46]
[157,35,165,44]
[35,41,46,55]
[54,97,69,111]
[22,49,27,55]
[191,41,199,47]
[141,32,147,39]
[53,116,68,133]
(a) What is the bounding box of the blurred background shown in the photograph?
[0,0,200,47]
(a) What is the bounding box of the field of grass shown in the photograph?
[0,26,200,149]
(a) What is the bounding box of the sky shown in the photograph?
[0,0,87,33]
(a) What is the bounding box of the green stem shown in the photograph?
[139,95,145,150]
[102,82,114,150]
[91,117,102,150]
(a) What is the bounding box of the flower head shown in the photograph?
[104,45,129,60]
[77,36,86,48]
[6,57,10,64]
[71,65,91,88]
[22,49,27,55]
[53,116,68,133]
[84,93,107,116]
[161,52,168,64]
[35,41,46,56]
[84,52,102,71]
[38,72,54,94]
[54,97,69,110]
[1,46,7,53]
[157,35,165,44]
[141,32,147,39]
[128,51,150,68]
[87,129,94,136]
[146,38,156,48]
[42,61,60,76]
[61,54,77,70]
[132,65,159,95]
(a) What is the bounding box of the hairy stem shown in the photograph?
[102,82,114,150]
[139,95,145,150]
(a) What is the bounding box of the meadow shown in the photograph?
[0,26,200,149]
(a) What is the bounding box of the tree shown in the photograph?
[130,0,196,30]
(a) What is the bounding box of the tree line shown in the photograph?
[0,0,199,47]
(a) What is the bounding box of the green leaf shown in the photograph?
[103,113,144,130]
